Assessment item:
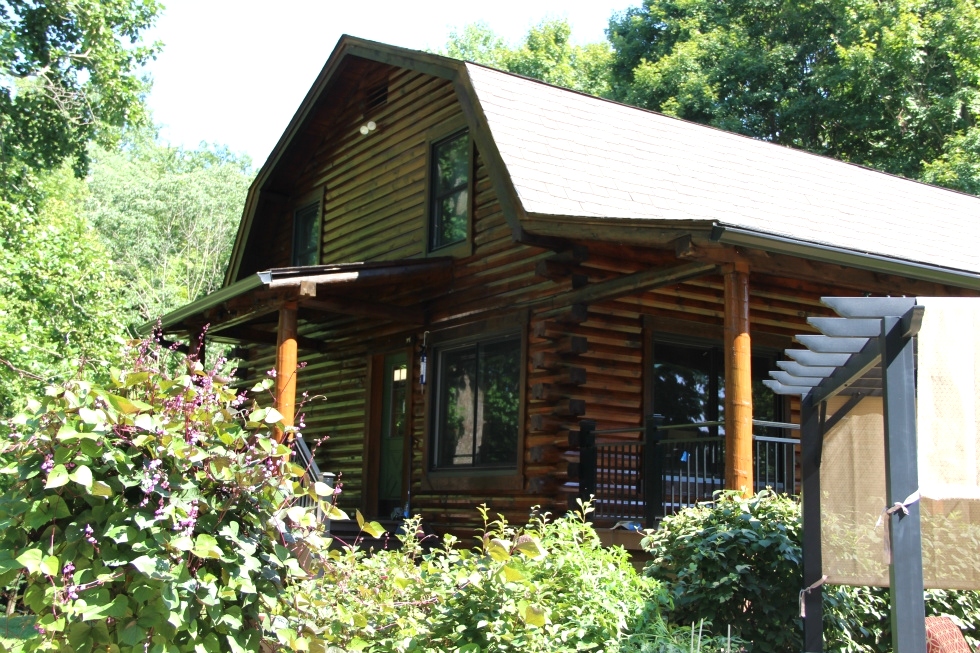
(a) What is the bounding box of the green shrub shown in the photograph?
[643,491,980,652]
[0,340,341,653]
[641,490,802,652]
[273,502,722,653]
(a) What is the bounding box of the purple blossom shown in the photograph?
[174,499,199,536]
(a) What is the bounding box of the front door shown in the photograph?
[378,352,408,518]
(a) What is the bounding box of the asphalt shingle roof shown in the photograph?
[465,63,980,276]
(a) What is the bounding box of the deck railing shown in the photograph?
[579,418,800,526]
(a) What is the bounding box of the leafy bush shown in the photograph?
[0,340,341,653]
[643,491,980,652]
[642,490,802,652]
[273,502,726,653]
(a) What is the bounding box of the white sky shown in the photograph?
[142,0,635,168]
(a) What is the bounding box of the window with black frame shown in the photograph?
[652,339,781,436]
[432,334,520,469]
[291,202,319,266]
[429,130,469,252]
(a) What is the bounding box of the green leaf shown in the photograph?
[103,393,152,415]
[501,563,525,582]
[131,555,171,579]
[78,407,104,425]
[16,549,43,574]
[263,407,284,424]
[171,536,194,552]
[90,480,113,497]
[133,413,155,431]
[362,520,386,539]
[487,538,511,562]
[70,464,93,487]
[192,534,223,559]
[313,481,332,497]
[286,506,307,523]
[45,464,70,488]
[40,555,60,576]
[523,604,546,627]
[322,503,349,521]
[515,536,547,560]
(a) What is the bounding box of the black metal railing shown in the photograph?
[579,418,800,526]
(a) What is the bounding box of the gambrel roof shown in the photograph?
[228,36,980,290]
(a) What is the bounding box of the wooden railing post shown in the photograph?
[579,420,597,511]
[724,263,753,494]
[275,301,298,443]
[643,415,663,528]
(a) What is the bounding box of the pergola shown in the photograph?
[765,297,926,653]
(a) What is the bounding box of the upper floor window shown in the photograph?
[431,332,521,469]
[429,130,470,252]
[291,202,320,266]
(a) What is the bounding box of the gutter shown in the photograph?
[711,225,980,292]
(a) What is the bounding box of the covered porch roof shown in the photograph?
[148,258,454,344]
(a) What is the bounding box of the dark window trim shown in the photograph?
[423,119,473,259]
[421,313,527,492]
[290,187,323,267]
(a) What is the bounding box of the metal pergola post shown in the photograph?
[881,314,926,653]
[800,393,823,652]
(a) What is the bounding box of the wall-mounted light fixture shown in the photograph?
[359,121,377,135]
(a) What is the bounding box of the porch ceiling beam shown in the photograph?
[560,261,718,307]
[300,297,426,325]
[221,326,327,352]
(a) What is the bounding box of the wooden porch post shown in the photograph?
[275,301,298,443]
[723,264,753,494]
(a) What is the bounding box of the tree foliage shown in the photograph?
[0,0,161,185]
[0,167,125,417]
[443,20,614,97]
[86,134,253,323]
[0,0,161,416]
[607,0,980,192]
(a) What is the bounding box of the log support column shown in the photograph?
[275,302,298,443]
[723,263,753,494]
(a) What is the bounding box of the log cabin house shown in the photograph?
[154,36,980,542]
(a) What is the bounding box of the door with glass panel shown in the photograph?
[378,353,408,518]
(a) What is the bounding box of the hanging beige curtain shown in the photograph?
[820,298,980,589]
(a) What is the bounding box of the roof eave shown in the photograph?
[712,225,980,291]
[138,274,265,336]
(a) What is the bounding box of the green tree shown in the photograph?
[0,167,125,416]
[444,19,614,97]
[0,0,161,187]
[607,0,980,192]
[85,135,253,323]
[0,0,160,415]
